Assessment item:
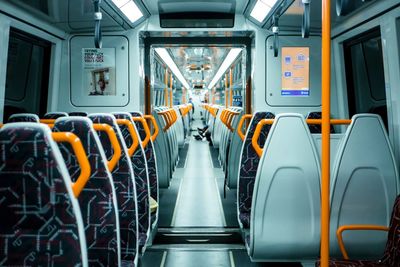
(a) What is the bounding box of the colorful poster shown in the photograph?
[281,47,310,96]
[82,48,116,96]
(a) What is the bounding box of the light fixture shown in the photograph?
[155,48,191,89]
[208,48,242,90]
[111,0,143,23]
[250,0,278,23]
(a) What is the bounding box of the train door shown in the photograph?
[3,28,51,121]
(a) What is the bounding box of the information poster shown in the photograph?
[82,48,116,96]
[281,47,310,96]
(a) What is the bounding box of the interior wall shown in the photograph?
[0,1,65,122]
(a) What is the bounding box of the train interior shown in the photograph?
[0,0,400,266]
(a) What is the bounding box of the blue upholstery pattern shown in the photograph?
[8,113,40,123]
[113,112,151,249]
[0,123,87,266]
[69,112,88,117]
[53,118,120,266]
[130,112,158,203]
[307,111,335,134]
[238,111,275,228]
[89,113,144,260]
[44,112,68,119]
[316,195,400,267]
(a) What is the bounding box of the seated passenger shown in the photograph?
[194,125,213,146]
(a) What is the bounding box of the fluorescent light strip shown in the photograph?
[112,0,143,23]
[208,48,242,90]
[250,0,278,23]
[155,48,191,90]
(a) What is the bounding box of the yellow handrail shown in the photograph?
[336,225,389,260]
[132,117,151,148]
[93,124,121,172]
[116,119,139,156]
[144,115,159,142]
[52,132,91,198]
[237,114,252,141]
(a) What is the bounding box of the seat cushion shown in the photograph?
[239,212,250,228]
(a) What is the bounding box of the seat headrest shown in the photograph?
[8,113,40,123]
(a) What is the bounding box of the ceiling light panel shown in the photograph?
[155,48,191,89]
[208,48,242,90]
[250,0,278,23]
[111,0,143,23]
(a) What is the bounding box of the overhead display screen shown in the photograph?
[281,47,310,96]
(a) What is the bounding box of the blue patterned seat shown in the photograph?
[69,112,88,117]
[237,111,275,228]
[44,112,68,119]
[0,123,88,266]
[53,117,121,266]
[89,113,144,259]
[8,113,40,122]
[113,112,151,251]
[307,111,335,133]
[129,112,158,220]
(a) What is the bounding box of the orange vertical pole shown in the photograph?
[164,69,169,107]
[229,68,233,106]
[225,73,229,107]
[169,73,173,108]
[321,0,331,266]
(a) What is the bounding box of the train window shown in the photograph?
[343,28,388,129]
[4,28,51,121]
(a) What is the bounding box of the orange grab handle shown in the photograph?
[132,117,151,148]
[220,110,227,125]
[40,119,56,124]
[251,118,351,157]
[237,114,253,141]
[52,132,91,198]
[144,115,159,142]
[306,119,351,125]
[116,119,139,156]
[93,124,121,172]
[337,224,389,260]
[251,119,274,157]
[226,111,239,132]
[157,111,170,132]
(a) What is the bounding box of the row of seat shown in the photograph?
[152,104,192,188]
[0,111,161,266]
[201,105,399,264]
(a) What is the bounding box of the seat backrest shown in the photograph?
[152,108,171,188]
[0,123,88,266]
[251,113,321,260]
[330,114,399,258]
[69,112,88,117]
[8,113,40,123]
[113,112,151,249]
[43,112,68,119]
[129,111,158,202]
[237,111,274,228]
[381,195,400,265]
[89,113,147,254]
[53,117,121,266]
